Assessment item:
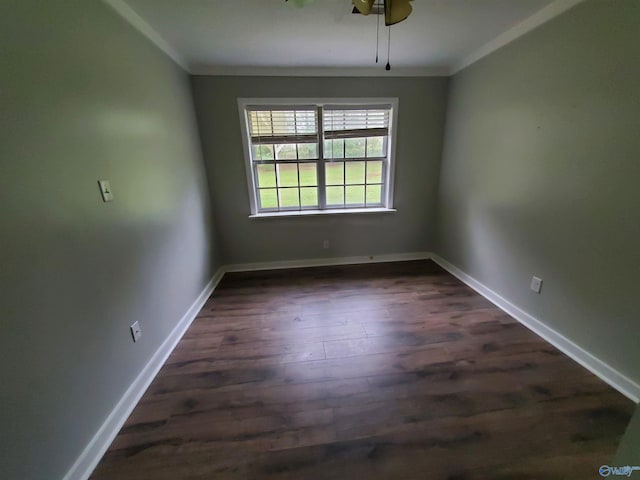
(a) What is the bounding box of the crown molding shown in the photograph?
[102,0,189,72]
[103,0,585,79]
[189,65,450,77]
[451,0,586,75]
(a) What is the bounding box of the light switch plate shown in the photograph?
[530,276,543,294]
[130,321,142,342]
[98,180,113,202]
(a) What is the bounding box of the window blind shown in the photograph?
[247,108,318,145]
[323,106,391,140]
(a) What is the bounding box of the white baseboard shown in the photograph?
[62,268,225,480]
[224,251,432,273]
[431,253,640,403]
[65,251,639,480]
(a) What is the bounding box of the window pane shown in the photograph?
[366,184,382,205]
[300,187,318,207]
[252,144,274,161]
[326,186,344,205]
[345,138,366,158]
[324,109,390,133]
[295,110,317,134]
[259,189,277,209]
[270,111,300,136]
[345,161,365,185]
[275,144,297,160]
[299,163,317,186]
[366,161,383,183]
[249,111,282,136]
[277,163,298,187]
[297,143,317,159]
[248,108,318,149]
[325,162,344,186]
[366,136,385,158]
[256,164,276,188]
[324,139,344,159]
[279,188,300,208]
[345,185,365,205]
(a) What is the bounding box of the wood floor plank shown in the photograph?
[219,323,367,347]
[91,260,633,480]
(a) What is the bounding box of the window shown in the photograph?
[239,98,398,216]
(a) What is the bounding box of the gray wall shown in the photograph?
[0,2,219,479]
[435,0,640,384]
[191,76,448,264]
[614,405,640,465]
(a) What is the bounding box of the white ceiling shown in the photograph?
[116,0,566,74]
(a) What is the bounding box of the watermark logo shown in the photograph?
[599,465,640,477]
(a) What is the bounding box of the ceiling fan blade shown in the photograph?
[384,0,412,26]
[352,0,375,15]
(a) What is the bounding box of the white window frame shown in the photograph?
[238,97,399,218]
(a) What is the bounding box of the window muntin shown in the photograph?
[247,107,319,211]
[241,100,396,215]
[322,107,389,208]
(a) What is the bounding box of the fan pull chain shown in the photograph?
[375,3,380,63]
[386,24,391,70]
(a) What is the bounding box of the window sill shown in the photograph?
[249,208,397,219]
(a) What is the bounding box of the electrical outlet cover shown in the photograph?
[530,276,543,294]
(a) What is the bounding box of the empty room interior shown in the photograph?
[2,0,640,479]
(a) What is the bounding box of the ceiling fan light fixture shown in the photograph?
[351,0,416,69]
[352,0,376,15]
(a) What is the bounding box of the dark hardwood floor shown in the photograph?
[91,260,633,479]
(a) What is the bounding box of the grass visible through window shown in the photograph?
[257,163,382,209]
